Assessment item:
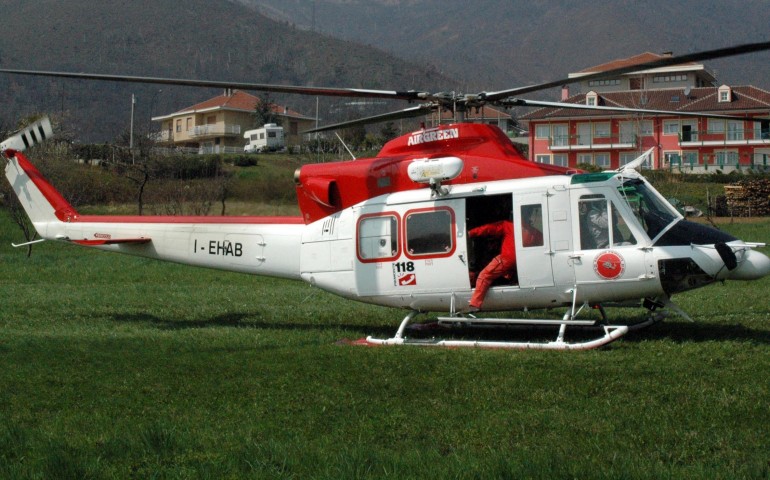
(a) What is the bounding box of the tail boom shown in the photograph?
[3,149,305,279]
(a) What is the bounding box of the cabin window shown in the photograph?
[405,208,455,258]
[357,214,399,262]
[520,204,544,247]
[579,195,637,250]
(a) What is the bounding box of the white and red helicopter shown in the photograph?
[2,42,770,350]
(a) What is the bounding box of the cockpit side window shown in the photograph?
[579,194,637,250]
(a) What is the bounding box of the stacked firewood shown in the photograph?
[723,179,770,216]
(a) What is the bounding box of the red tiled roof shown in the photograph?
[168,90,312,119]
[520,86,770,121]
[575,52,698,74]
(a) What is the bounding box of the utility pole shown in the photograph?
[130,93,136,163]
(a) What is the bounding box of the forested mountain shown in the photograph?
[243,0,770,92]
[1,0,768,143]
[0,0,453,141]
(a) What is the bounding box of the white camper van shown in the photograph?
[243,123,284,153]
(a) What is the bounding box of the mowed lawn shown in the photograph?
[0,213,768,479]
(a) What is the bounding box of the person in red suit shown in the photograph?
[468,219,542,311]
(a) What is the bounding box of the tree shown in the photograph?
[380,122,398,142]
[252,94,280,128]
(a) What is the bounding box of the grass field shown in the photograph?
[0,212,769,479]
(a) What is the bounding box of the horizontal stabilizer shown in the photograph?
[71,238,152,246]
[0,117,53,152]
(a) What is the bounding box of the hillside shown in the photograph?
[243,0,770,93]
[0,0,454,141]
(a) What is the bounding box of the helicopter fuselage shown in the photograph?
[8,146,767,315]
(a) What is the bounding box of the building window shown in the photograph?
[718,85,732,103]
[664,151,681,166]
[639,121,653,137]
[593,123,610,139]
[653,74,687,83]
[619,122,635,143]
[553,154,568,167]
[594,153,610,168]
[536,154,550,163]
[714,151,739,166]
[587,79,620,87]
[663,120,680,135]
[552,124,568,147]
[186,118,192,131]
[586,91,598,106]
[727,121,744,141]
[682,151,699,166]
[535,124,551,139]
[578,153,592,165]
[620,153,637,166]
[708,119,725,135]
[577,123,591,145]
[175,119,181,132]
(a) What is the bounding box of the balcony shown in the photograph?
[679,129,770,147]
[549,134,636,151]
[188,124,242,138]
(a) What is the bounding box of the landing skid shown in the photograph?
[365,306,640,351]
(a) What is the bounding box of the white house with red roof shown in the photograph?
[521,53,770,172]
[152,90,315,153]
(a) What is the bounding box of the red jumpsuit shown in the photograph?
[468,220,516,309]
[468,220,542,309]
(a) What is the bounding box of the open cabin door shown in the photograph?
[513,192,554,288]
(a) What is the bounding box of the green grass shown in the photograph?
[0,213,769,478]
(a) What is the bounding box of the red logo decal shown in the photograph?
[593,251,625,280]
[397,273,417,286]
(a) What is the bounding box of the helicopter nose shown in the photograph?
[729,248,770,281]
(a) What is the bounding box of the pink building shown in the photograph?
[521,53,770,172]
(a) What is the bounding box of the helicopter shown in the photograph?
[2,41,770,350]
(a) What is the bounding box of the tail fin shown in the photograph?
[3,119,77,228]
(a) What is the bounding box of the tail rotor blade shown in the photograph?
[1,117,53,152]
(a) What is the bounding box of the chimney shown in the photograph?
[284,106,288,114]
[561,85,569,101]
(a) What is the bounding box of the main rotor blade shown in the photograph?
[0,68,428,101]
[511,98,769,122]
[484,40,770,101]
[303,104,436,133]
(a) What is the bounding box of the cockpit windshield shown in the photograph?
[617,177,680,241]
